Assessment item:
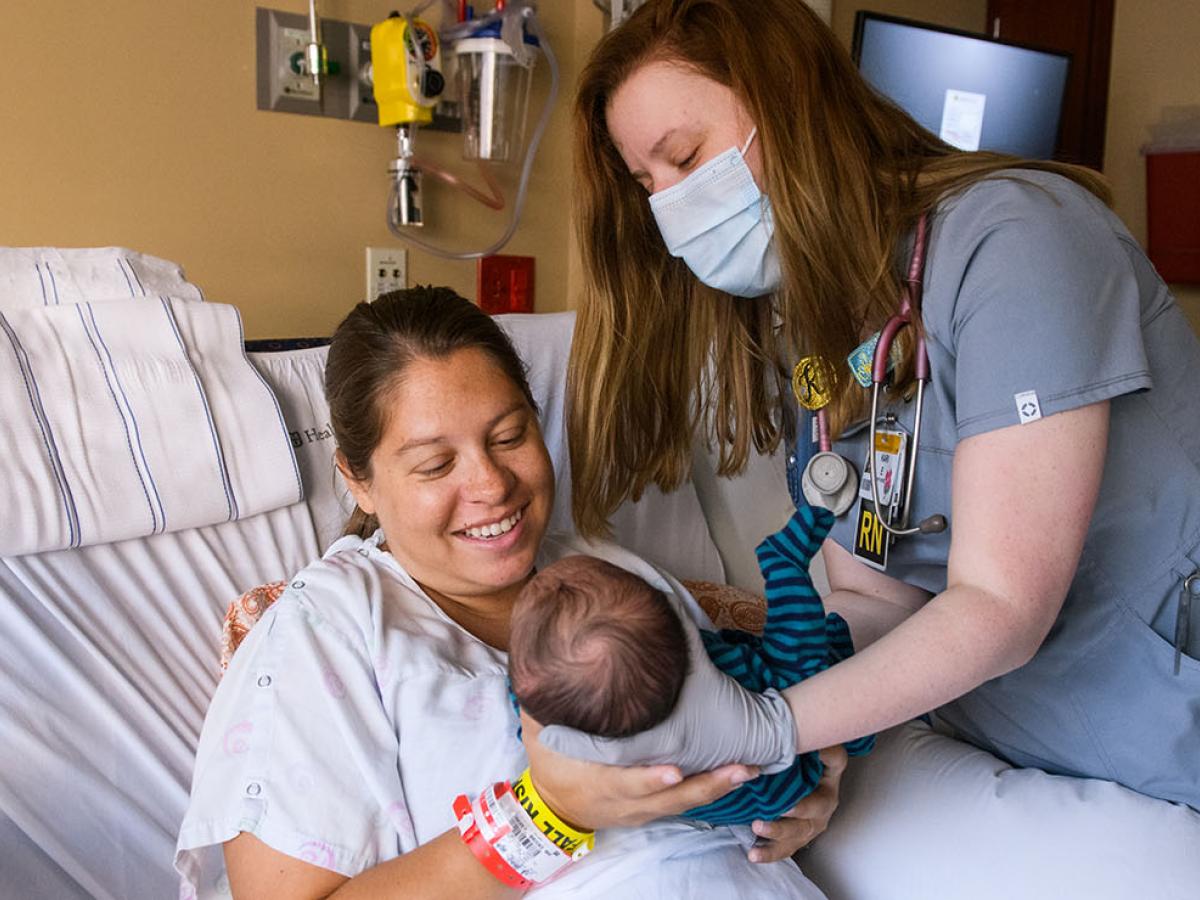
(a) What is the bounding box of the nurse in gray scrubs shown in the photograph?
[540,0,1200,809]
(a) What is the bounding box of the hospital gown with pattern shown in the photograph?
[175,530,827,899]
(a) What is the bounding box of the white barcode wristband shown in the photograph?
[453,773,594,889]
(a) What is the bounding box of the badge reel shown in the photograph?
[792,357,858,516]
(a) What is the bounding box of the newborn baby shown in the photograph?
[508,507,873,825]
[510,554,690,738]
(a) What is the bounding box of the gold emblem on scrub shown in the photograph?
[792,356,835,411]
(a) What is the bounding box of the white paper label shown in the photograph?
[473,786,574,884]
[1015,390,1043,424]
[941,89,987,152]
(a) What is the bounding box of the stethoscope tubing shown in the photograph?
[866,214,947,538]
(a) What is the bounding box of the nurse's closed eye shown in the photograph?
[494,427,526,447]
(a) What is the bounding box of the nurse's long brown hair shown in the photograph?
[568,0,1109,537]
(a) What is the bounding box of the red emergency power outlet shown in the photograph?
[477,255,535,314]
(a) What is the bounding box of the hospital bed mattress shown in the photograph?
[0,506,320,898]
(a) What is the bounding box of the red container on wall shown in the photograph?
[1145,150,1200,284]
[477,255,535,314]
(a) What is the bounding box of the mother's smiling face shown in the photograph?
[344,346,554,604]
[326,288,555,609]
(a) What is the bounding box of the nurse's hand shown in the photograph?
[535,606,799,776]
[746,745,847,863]
[521,712,760,831]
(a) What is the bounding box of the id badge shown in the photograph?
[852,429,908,571]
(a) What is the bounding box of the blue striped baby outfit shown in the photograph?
[683,506,875,825]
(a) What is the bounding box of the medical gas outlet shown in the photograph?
[257,2,558,260]
[254,7,460,128]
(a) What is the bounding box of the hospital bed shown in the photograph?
[1,248,1196,900]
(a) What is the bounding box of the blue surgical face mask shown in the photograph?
[648,128,781,298]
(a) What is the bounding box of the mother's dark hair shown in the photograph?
[325,286,538,538]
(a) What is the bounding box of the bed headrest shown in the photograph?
[0,297,302,556]
[0,247,204,308]
[502,313,726,583]
[0,245,726,581]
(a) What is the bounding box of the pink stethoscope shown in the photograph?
[805,213,948,537]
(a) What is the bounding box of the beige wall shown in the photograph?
[1105,0,1200,330]
[3,0,1197,337]
[0,0,587,338]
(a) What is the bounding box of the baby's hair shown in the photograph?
[509,555,689,738]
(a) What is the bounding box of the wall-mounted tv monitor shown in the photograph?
[852,12,1071,160]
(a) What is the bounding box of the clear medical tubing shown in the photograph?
[414,156,506,209]
[387,2,560,260]
[403,1,438,114]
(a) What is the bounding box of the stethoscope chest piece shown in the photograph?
[802,451,859,516]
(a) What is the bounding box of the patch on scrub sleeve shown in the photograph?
[1014,390,1043,424]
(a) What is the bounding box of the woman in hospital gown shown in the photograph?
[175,286,832,899]
[549,0,1200,809]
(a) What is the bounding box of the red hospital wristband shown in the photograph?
[453,792,533,890]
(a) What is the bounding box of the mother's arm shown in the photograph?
[781,401,1109,752]
[222,717,755,900]
[225,828,521,900]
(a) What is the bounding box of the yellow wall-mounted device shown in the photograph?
[370,15,444,127]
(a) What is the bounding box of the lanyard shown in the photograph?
[793,214,947,546]
[865,214,946,539]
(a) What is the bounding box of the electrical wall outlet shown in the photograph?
[366,247,407,301]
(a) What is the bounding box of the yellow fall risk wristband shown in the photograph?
[511,768,597,857]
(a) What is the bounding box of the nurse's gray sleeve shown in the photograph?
[928,178,1153,441]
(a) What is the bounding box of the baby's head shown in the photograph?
[509,555,690,738]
